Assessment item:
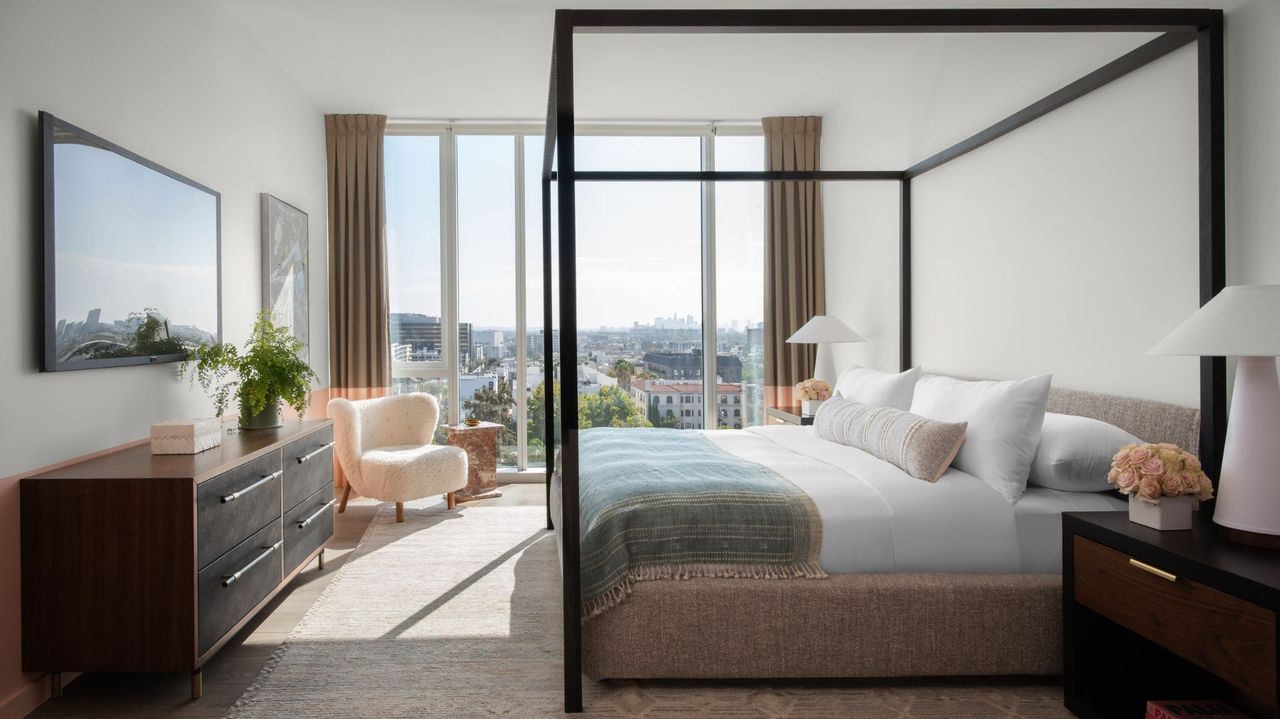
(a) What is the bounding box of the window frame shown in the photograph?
[384,120,763,472]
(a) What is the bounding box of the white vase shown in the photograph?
[801,399,825,416]
[1128,495,1195,531]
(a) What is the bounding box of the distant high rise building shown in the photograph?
[86,308,101,326]
[389,313,472,361]
[472,329,505,359]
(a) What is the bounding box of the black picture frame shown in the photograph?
[40,111,223,372]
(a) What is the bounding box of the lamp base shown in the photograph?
[1219,525,1280,550]
[813,343,837,388]
[1213,356,1280,545]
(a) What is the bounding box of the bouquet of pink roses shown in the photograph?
[1108,443,1213,504]
[794,378,831,401]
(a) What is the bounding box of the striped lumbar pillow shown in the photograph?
[814,399,967,482]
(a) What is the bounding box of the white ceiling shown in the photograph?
[219,0,1168,165]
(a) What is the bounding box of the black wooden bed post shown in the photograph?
[1197,13,1228,486]
[551,11,584,713]
[899,177,912,371]
[545,9,1227,712]
[541,172,554,531]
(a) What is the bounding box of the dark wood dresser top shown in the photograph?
[28,419,332,484]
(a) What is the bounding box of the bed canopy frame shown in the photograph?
[540,8,1226,712]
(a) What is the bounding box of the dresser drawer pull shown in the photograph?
[297,499,336,529]
[1129,558,1178,582]
[220,471,283,503]
[296,442,335,464]
[221,540,283,587]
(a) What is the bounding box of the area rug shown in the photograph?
[228,503,1074,718]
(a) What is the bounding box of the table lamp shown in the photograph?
[786,315,865,388]
[1149,284,1280,547]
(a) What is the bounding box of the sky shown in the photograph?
[53,143,219,332]
[385,133,765,332]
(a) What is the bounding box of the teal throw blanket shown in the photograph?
[575,427,825,619]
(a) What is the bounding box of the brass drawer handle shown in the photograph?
[1129,558,1177,582]
[297,499,336,529]
[296,442,335,464]
[221,471,282,503]
[221,540,282,587]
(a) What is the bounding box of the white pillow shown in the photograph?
[833,365,920,411]
[909,374,1053,504]
[1029,413,1139,492]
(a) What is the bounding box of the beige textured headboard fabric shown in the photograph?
[1046,386,1200,455]
[924,374,1201,455]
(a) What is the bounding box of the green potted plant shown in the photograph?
[181,311,317,429]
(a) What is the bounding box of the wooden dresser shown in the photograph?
[1064,511,1280,719]
[21,419,335,699]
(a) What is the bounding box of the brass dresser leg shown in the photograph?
[50,672,62,699]
[191,669,203,700]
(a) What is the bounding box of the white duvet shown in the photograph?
[552,424,1124,574]
[704,425,1124,574]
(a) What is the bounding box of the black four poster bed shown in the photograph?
[539,8,1226,713]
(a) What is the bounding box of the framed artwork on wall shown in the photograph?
[261,193,309,361]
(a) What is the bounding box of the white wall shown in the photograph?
[910,45,1200,405]
[0,1,326,714]
[819,0,1280,406]
[0,0,328,479]
[824,182,901,374]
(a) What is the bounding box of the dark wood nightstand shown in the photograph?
[765,405,814,426]
[1063,511,1280,719]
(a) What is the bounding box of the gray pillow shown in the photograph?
[1028,412,1139,492]
[814,399,967,483]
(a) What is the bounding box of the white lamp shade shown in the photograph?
[1149,285,1280,357]
[785,315,865,344]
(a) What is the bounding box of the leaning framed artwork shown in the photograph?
[261,193,309,361]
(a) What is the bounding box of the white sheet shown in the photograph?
[552,425,1125,575]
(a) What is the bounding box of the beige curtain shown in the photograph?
[763,116,826,408]
[325,114,391,486]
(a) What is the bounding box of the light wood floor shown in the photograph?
[28,483,549,719]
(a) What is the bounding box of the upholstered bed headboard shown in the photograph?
[1046,386,1200,455]
[926,374,1201,454]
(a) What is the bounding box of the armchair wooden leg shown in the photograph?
[395,502,405,523]
[338,484,351,513]
[447,491,456,510]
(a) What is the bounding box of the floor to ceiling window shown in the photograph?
[713,135,766,429]
[385,134,449,436]
[384,124,764,472]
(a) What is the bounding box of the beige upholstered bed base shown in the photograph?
[583,573,1062,680]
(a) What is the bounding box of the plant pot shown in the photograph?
[801,399,825,416]
[1129,494,1195,531]
[239,400,283,430]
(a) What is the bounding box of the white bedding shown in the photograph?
[552,425,1124,574]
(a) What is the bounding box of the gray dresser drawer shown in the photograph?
[196,450,282,569]
[197,519,282,654]
[283,426,334,513]
[284,485,334,574]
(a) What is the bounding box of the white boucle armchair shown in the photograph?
[327,392,468,522]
